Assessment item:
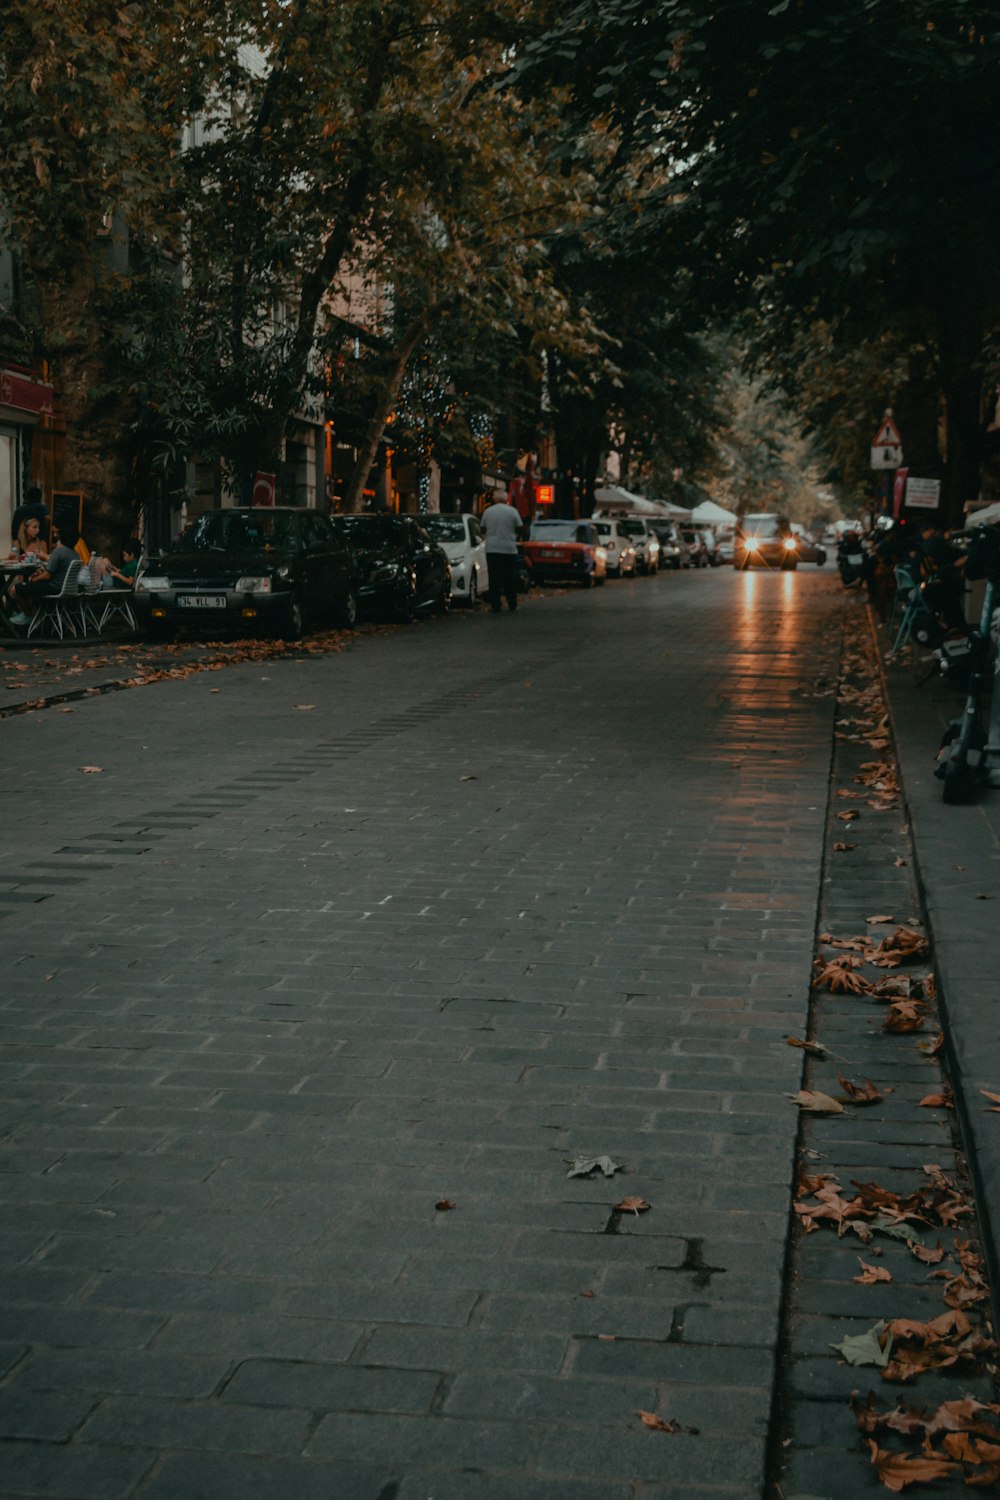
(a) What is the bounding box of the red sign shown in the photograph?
[0,369,54,418]
[892,467,909,519]
[536,484,555,506]
[252,471,276,506]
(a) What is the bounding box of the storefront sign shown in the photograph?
[905,477,941,510]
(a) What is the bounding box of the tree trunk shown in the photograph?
[342,300,454,513]
[38,267,137,550]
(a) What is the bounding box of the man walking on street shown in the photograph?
[482,495,523,613]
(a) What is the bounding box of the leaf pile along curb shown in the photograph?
[789,611,999,1493]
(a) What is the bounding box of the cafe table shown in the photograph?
[0,559,42,638]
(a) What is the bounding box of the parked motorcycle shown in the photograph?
[934,526,1000,803]
[837,531,867,588]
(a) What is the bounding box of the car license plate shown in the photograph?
[540,550,561,559]
[177,594,227,608]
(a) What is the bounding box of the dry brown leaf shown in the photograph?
[866,914,894,925]
[78,765,103,773]
[578,1289,595,1299]
[981,1089,1000,1112]
[789,1090,844,1115]
[917,1031,944,1057]
[787,1036,826,1056]
[833,841,857,851]
[883,1001,925,1034]
[868,1441,960,1491]
[838,809,860,822]
[813,958,873,996]
[838,1074,885,1105]
[434,1199,456,1211]
[918,1089,954,1110]
[614,1196,650,1214]
[908,1239,946,1265]
[854,1258,892,1284]
[894,856,908,867]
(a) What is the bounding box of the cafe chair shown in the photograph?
[96,586,137,634]
[26,559,87,640]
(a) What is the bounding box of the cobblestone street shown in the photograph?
[0,568,984,1499]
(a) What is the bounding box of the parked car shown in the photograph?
[734,512,798,570]
[338,514,451,620]
[134,506,358,640]
[421,512,486,607]
[590,518,638,577]
[652,522,692,569]
[791,525,827,565]
[521,519,607,587]
[717,533,736,566]
[616,517,661,574]
[681,528,710,568]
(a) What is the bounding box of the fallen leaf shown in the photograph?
[832,841,857,851]
[434,1199,456,1211]
[866,914,894,925]
[613,1196,650,1214]
[893,856,908,867]
[868,1441,959,1492]
[578,1289,595,1299]
[981,1089,1000,1112]
[908,1240,946,1265]
[78,765,103,773]
[293,704,316,711]
[854,1259,892,1285]
[566,1155,623,1179]
[787,1036,826,1056]
[838,1074,885,1105]
[789,1090,844,1115]
[831,1320,892,1366]
[837,810,860,822]
[917,1032,944,1057]
[918,1089,954,1109]
[636,1410,698,1435]
[459,775,478,781]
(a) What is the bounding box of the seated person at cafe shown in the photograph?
[8,516,49,563]
[8,527,81,626]
[104,538,140,589]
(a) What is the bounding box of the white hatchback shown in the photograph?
[590,518,638,577]
[421,513,487,607]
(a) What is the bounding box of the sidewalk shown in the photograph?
[880,629,1000,1288]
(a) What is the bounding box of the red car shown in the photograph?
[522,520,607,587]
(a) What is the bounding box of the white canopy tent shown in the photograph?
[592,484,690,518]
[968,501,1000,527]
[690,499,738,526]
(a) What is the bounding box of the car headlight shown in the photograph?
[783,537,797,551]
[136,575,169,591]
[744,537,760,550]
[236,576,272,592]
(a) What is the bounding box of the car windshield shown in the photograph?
[338,517,401,546]
[170,510,300,552]
[421,516,465,543]
[619,519,646,537]
[742,515,780,538]
[531,522,591,542]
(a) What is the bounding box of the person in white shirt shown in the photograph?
[481,498,523,613]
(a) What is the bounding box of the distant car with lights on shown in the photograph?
[734,512,798,570]
[521,519,607,587]
[590,518,638,577]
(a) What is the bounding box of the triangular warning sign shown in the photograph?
[873,418,902,447]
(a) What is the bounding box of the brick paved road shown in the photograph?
[0,566,846,1499]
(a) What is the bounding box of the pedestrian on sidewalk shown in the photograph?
[482,495,523,613]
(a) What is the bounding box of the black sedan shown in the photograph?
[134,507,358,640]
[338,514,451,621]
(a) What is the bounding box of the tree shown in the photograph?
[516,0,1000,519]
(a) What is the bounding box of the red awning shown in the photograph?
[0,369,54,419]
